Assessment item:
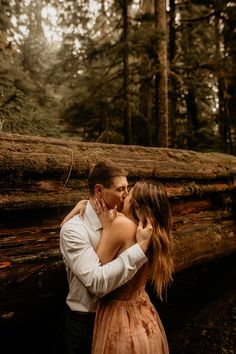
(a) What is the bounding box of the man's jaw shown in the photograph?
[117,203,124,212]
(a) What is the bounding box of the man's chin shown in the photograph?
[117,204,124,212]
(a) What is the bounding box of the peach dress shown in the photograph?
[92,263,169,354]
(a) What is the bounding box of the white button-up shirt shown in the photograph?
[60,201,147,312]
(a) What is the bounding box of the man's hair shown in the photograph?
[88,160,127,195]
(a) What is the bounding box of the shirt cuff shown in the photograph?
[119,243,148,269]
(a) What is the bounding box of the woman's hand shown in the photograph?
[60,199,88,226]
[94,198,117,231]
[136,218,153,254]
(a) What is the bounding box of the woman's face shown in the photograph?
[122,189,132,216]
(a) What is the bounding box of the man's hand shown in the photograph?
[136,219,153,254]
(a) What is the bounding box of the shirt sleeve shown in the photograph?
[60,222,147,297]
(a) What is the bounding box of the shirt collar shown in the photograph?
[86,200,102,231]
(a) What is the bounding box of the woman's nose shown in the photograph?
[124,188,129,197]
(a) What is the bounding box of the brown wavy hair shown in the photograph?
[130,180,173,300]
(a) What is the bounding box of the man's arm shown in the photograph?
[60,219,152,297]
[60,200,88,226]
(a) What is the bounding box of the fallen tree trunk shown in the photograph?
[0,133,236,319]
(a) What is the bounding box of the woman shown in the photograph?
[62,180,173,354]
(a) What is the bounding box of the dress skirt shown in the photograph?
[92,286,169,354]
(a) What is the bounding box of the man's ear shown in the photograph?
[94,184,103,198]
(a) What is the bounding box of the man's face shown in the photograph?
[100,176,129,211]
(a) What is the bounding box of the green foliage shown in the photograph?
[0,87,61,136]
[0,0,235,154]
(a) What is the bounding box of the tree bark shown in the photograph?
[169,0,177,148]
[0,133,236,319]
[154,0,169,147]
[122,0,132,144]
[138,0,154,146]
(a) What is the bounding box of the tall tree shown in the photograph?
[154,0,169,147]
[122,0,132,144]
[137,0,154,146]
[168,0,177,147]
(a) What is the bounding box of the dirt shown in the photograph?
[152,252,236,354]
[168,285,236,354]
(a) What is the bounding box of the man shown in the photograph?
[60,160,152,354]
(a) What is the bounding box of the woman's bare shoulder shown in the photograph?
[111,213,137,234]
[110,214,136,248]
[114,213,135,224]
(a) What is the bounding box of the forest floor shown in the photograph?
[168,283,236,354]
[158,252,236,354]
[1,253,236,354]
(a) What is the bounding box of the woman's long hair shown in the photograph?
[130,181,174,300]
